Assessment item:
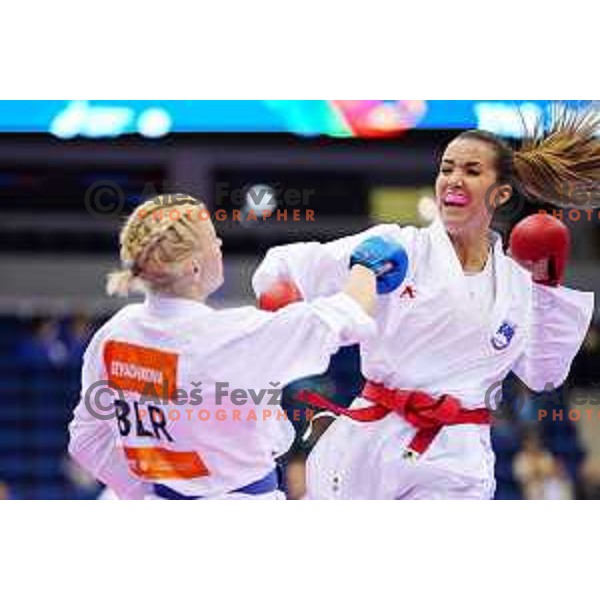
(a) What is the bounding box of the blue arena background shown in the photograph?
[0,100,587,137]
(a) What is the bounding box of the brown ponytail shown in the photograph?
[457,105,600,207]
[513,105,600,206]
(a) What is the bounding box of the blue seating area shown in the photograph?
[0,316,100,499]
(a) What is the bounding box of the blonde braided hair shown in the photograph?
[106,195,209,297]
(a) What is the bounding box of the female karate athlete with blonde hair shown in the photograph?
[68,196,407,499]
[253,109,599,499]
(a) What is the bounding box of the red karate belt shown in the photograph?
[296,380,491,457]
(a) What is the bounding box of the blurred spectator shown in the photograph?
[513,430,574,499]
[578,457,600,499]
[62,455,102,499]
[63,314,93,365]
[284,452,308,500]
[505,375,540,424]
[541,461,574,500]
[16,317,68,368]
[0,481,11,500]
[570,323,600,387]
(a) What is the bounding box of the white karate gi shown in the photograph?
[68,292,375,499]
[252,218,595,499]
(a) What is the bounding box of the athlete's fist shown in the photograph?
[350,237,409,294]
[509,214,570,287]
[258,280,303,311]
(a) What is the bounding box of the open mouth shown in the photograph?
[443,192,470,207]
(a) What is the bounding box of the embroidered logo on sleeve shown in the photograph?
[491,321,516,351]
[399,284,416,299]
